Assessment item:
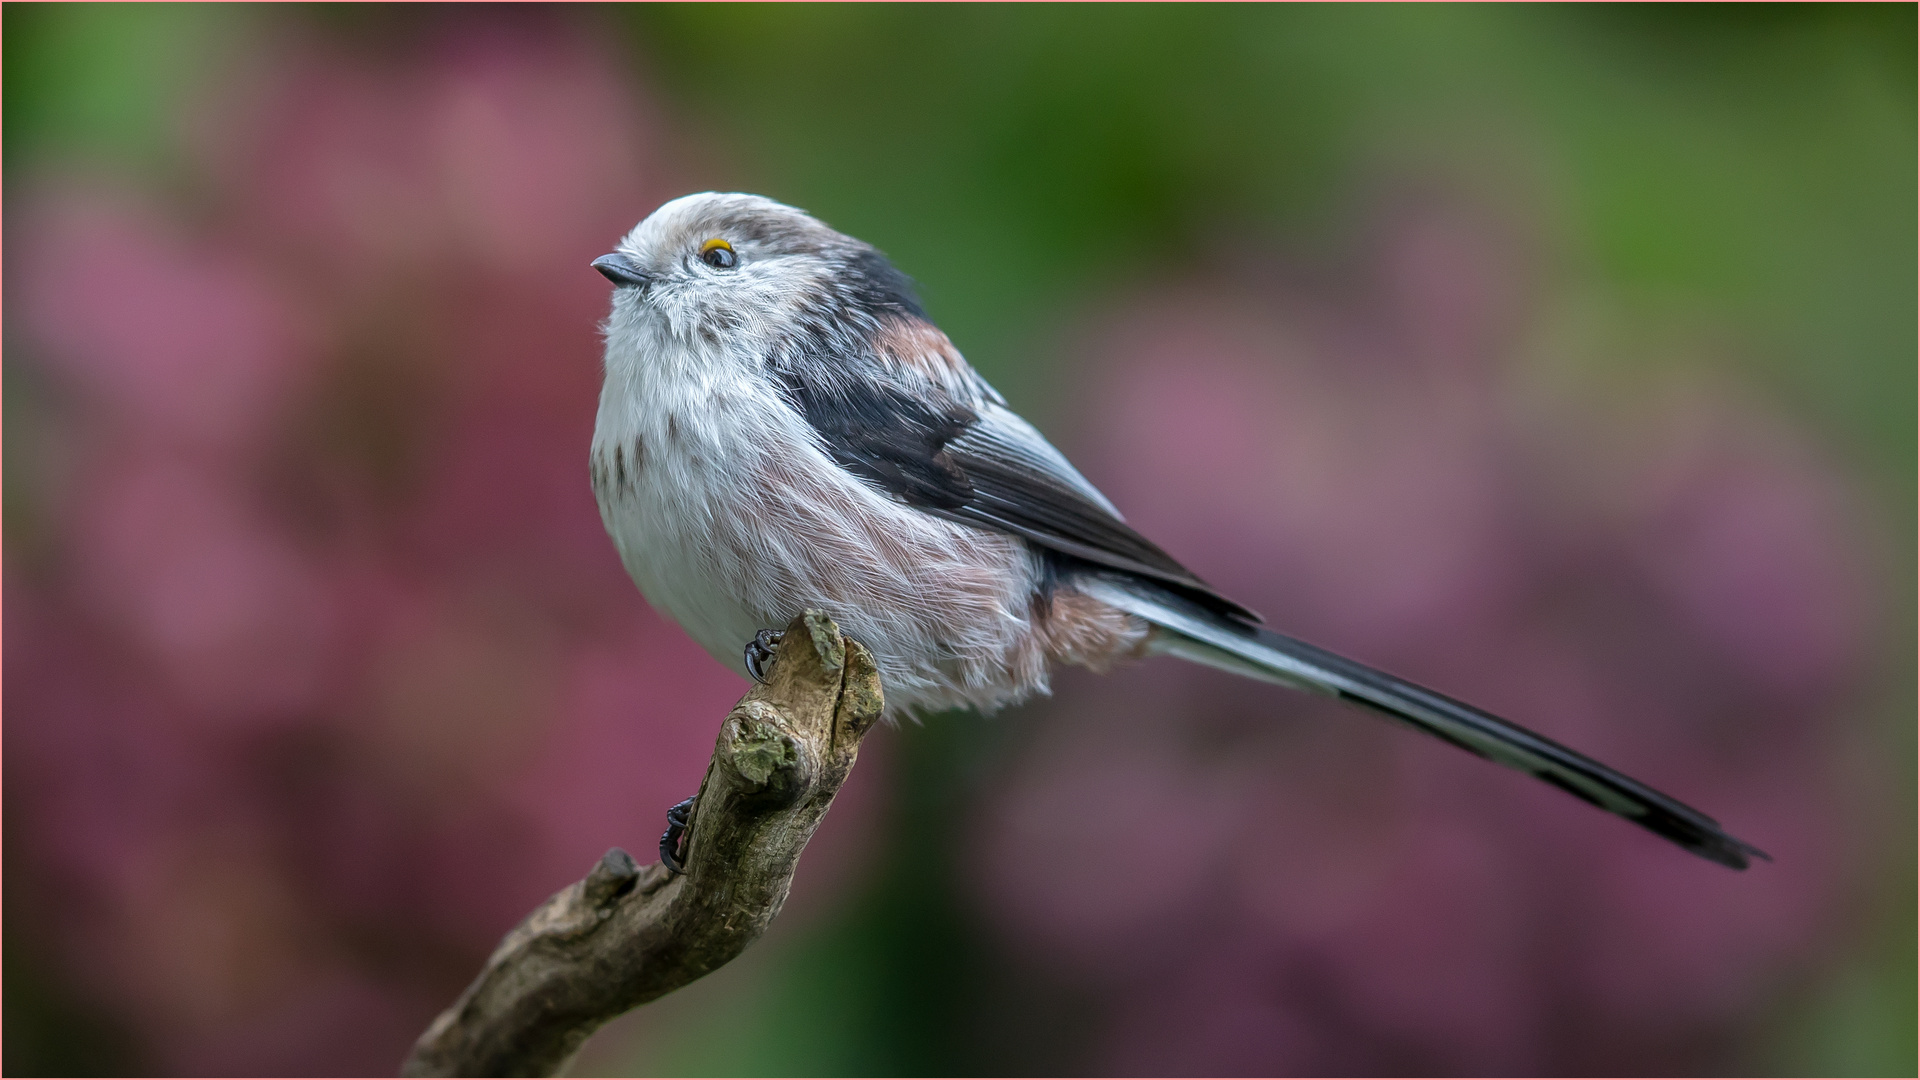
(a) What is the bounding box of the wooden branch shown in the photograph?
[401,610,885,1078]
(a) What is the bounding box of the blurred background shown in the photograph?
[4,4,1913,1075]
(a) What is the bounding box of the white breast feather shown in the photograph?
[592,309,1057,716]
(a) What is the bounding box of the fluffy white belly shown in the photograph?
[591,379,1055,716]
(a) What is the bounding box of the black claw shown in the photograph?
[660,796,694,874]
[744,629,785,684]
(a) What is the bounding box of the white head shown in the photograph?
[593,192,929,358]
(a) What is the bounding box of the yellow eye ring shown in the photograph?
[699,238,737,269]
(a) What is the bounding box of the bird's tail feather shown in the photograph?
[1079,575,1768,870]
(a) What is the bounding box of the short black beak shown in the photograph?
[592,253,651,289]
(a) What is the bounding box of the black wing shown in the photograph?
[776,368,1260,623]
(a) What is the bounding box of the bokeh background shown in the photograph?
[5,4,1913,1076]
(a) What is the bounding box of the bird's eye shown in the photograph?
[699,238,737,269]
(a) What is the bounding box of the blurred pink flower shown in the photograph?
[204,23,656,287]
[19,189,315,452]
[1626,394,1865,706]
[74,451,341,721]
[1081,291,1516,653]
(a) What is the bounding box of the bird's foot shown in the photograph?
[744,629,785,683]
[660,796,694,874]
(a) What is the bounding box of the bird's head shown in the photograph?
[594,192,925,353]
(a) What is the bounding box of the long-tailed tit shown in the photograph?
[590,192,1765,872]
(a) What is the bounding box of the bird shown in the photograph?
[588,191,1766,872]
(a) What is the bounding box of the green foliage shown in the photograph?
[3,3,248,175]
[625,4,1913,476]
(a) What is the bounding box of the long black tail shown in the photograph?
[1080,575,1769,870]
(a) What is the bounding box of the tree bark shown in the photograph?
[401,610,884,1077]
